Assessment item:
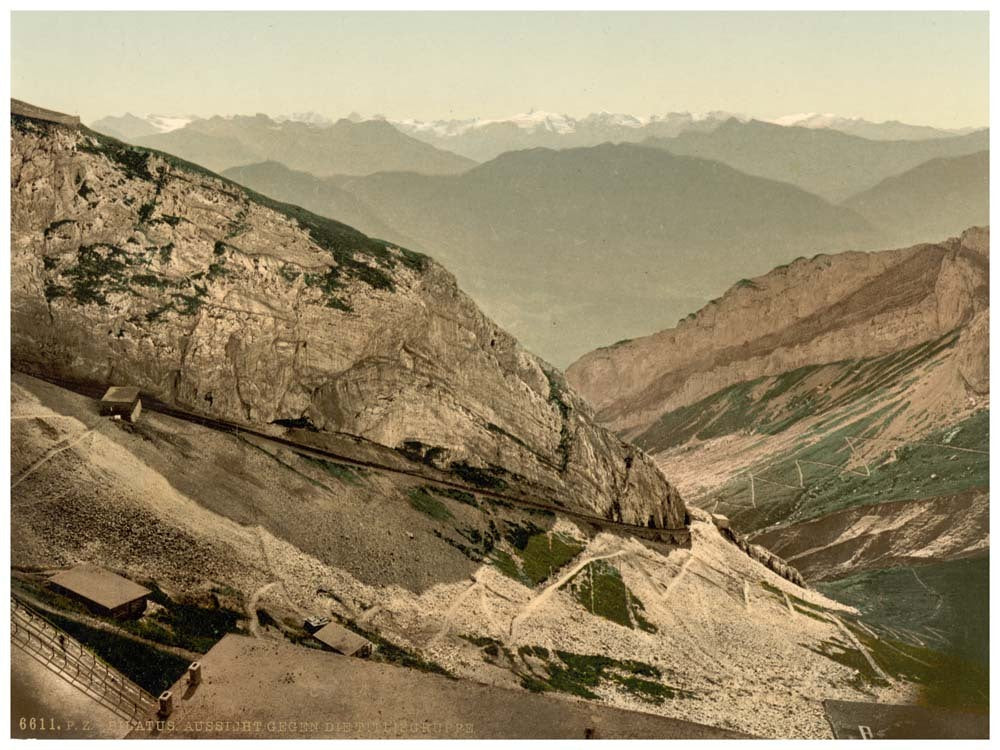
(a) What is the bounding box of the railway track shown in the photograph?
[16,371,691,548]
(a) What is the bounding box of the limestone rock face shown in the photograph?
[567,227,989,438]
[10,112,686,529]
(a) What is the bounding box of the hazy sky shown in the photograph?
[11,11,990,127]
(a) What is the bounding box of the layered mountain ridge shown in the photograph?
[843,151,989,247]
[647,119,989,202]
[321,143,885,366]
[97,113,477,176]
[567,228,989,439]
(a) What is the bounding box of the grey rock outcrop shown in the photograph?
[10,106,686,530]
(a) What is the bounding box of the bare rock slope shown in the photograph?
[10,103,683,530]
[567,228,989,440]
[12,373,910,739]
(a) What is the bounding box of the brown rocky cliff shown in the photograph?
[567,228,989,438]
[10,109,685,529]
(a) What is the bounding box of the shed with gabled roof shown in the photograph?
[312,622,372,657]
[49,563,151,619]
[100,386,142,423]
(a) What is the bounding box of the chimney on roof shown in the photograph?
[188,661,202,686]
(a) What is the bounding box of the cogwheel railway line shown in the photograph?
[17,371,691,548]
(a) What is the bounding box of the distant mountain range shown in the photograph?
[391,111,740,162]
[222,125,989,366]
[91,113,476,176]
[646,119,989,202]
[770,112,981,141]
[92,109,986,166]
[220,161,420,248]
[842,151,989,247]
[89,112,197,140]
[110,108,989,367]
[395,110,985,162]
[322,143,883,366]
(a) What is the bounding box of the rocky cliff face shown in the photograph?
[567,228,989,439]
[10,108,685,529]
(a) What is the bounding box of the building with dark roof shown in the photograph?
[99,386,142,423]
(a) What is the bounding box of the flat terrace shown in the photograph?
[128,634,748,739]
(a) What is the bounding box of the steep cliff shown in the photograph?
[567,228,989,439]
[10,105,685,530]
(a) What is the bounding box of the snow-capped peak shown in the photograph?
[480,110,577,133]
[769,112,860,128]
[274,111,334,126]
[137,114,196,133]
[579,111,648,129]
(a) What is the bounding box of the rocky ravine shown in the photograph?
[10,103,684,530]
[567,228,988,440]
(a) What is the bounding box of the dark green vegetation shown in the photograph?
[41,236,222,319]
[539,651,693,703]
[544,369,574,471]
[407,486,454,522]
[808,607,988,712]
[759,580,836,623]
[562,559,656,632]
[140,582,244,653]
[78,131,155,181]
[407,486,584,589]
[804,554,990,712]
[339,618,451,678]
[35,610,191,696]
[816,556,989,669]
[850,618,988,712]
[295,453,363,485]
[806,637,890,690]
[517,532,585,586]
[490,529,584,587]
[464,636,693,704]
[13,576,243,655]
